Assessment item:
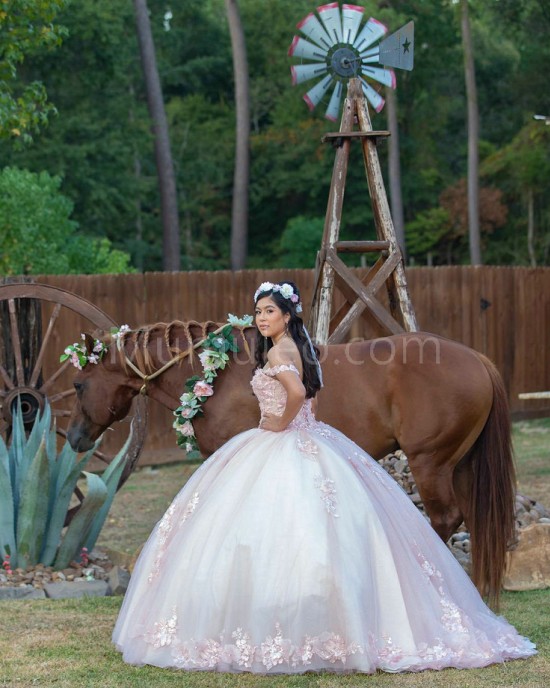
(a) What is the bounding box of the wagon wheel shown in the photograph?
[0,283,147,499]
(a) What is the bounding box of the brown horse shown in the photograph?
[67,322,516,605]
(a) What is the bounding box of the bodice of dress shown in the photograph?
[250,363,317,430]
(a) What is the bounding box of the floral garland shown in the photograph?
[60,325,130,369]
[173,314,253,456]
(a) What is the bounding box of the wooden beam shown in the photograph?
[334,240,390,253]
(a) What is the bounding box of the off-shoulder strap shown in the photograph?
[263,363,300,377]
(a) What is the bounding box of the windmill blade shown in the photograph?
[325,81,343,121]
[317,3,343,44]
[354,17,387,54]
[341,4,364,44]
[297,12,332,50]
[379,21,414,71]
[361,47,379,64]
[360,78,385,112]
[303,75,334,111]
[288,35,328,62]
[291,62,328,86]
[361,66,396,89]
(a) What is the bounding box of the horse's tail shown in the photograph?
[469,353,516,608]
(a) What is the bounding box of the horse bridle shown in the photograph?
[116,324,253,397]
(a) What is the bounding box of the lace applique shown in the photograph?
[148,502,176,582]
[440,597,469,634]
[262,363,300,377]
[145,609,178,647]
[144,620,534,671]
[180,492,199,525]
[159,624,365,670]
[260,623,291,670]
[313,423,337,439]
[315,475,339,517]
[296,435,318,457]
[148,493,200,582]
[232,628,256,668]
[377,634,405,662]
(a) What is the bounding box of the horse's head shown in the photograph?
[67,333,139,451]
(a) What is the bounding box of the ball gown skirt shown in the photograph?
[112,364,536,674]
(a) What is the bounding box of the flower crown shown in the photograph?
[254,282,303,313]
[60,325,131,369]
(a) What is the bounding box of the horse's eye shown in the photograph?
[74,382,83,395]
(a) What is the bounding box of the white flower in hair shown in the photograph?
[279,283,294,299]
[254,282,275,301]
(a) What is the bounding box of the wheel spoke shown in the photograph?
[48,387,76,404]
[51,408,73,418]
[92,448,110,464]
[0,364,15,390]
[29,303,62,388]
[8,299,25,386]
[39,359,71,394]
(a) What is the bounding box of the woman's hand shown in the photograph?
[259,413,287,432]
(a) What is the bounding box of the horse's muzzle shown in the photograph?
[67,424,96,452]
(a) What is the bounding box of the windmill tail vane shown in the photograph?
[288,3,414,120]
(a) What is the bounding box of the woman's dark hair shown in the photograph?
[254,281,321,398]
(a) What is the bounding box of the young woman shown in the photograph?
[113,281,536,674]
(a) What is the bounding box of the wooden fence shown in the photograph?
[5,266,549,464]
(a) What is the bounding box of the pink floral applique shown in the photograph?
[315,475,339,517]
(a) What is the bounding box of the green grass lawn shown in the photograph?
[2,419,549,688]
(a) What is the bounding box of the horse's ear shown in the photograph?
[82,333,95,356]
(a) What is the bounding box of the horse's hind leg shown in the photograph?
[405,453,465,543]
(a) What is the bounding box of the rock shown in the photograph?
[504,523,550,591]
[44,580,109,599]
[107,566,131,596]
[451,548,471,575]
[540,517,550,524]
[0,585,46,600]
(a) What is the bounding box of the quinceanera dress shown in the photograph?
[113,364,536,674]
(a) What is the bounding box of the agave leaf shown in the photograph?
[15,436,50,569]
[25,404,49,464]
[0,434,16,560]
[41,445,96,567]
[54,472,108,570]
[8,399,26,510]
[84,428,133,552]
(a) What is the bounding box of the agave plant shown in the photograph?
[0,401,132,570]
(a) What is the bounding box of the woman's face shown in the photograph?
[255,296,289,343]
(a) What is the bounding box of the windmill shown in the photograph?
[288,4,418,344]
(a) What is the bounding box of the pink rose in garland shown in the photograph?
[193,380,214,397]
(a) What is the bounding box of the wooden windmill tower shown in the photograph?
[289,5,418,344]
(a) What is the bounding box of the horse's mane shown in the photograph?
[111,320,223,374]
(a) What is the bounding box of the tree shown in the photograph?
[0,0,68,142]
[133,0,180,271]
[225,0,250,270]
[0,167,134,275]
[482,121,550,266]
[460,0,481,264]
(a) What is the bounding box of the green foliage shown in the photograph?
[406,207,451,259]
[0,167,134,274]
[0,0,68,142]
[0,0,548,268]
[0,401,134,570]
[278,216,324,268]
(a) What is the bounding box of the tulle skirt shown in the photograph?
[113,422,536,673]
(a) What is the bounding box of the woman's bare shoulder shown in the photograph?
[267,339,302,373]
